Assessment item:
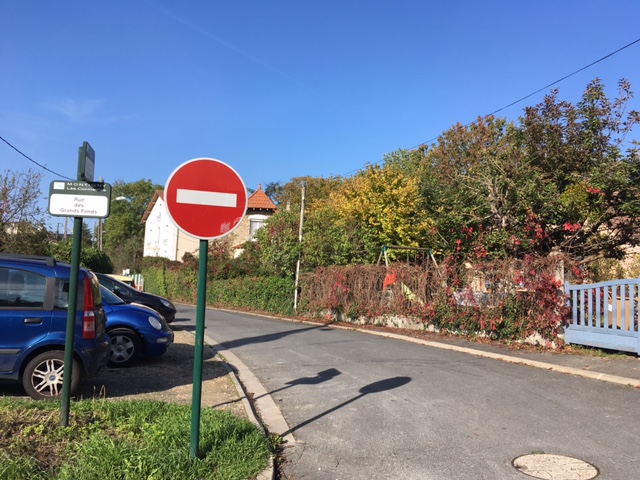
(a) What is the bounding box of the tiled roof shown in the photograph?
[248,184,277,211]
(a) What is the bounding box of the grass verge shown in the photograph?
[0,397,272,480]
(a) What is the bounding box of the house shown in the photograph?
[142,190,198,261]
[142,185,276,261]
[229,184,277,257]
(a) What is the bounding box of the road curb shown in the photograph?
[203,332,294,480]
[340,326,640,388]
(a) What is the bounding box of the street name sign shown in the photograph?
[48,181,111,218]
[164,158,248,240]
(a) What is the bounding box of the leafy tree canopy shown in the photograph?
[103,179,161,273]
[48,238,113,272]
[267,175,344,210]
[421,78,640,263]
[329,163,436,262]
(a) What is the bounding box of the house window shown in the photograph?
[249,219,265,239]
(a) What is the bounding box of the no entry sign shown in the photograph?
[164,158,248,240]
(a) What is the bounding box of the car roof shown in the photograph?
[0,253,79,277]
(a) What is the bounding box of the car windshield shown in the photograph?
[100,286,126,305]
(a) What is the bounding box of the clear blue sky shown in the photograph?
[2,1,639,201]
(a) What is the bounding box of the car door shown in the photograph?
[0,267,52,374]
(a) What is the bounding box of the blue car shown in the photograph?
[0,254,111,400]
[101,286,174,367]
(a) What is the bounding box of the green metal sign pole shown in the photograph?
[60,216,83,427]
[190,239,208,459]
[56,141,100,427]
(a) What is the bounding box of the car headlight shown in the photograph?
[160,299,173,308]
[148,317,163,330]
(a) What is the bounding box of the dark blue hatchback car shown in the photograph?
[0,254,111,400]
[101,286,174,367]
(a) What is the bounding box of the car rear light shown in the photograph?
[82,276,96,340]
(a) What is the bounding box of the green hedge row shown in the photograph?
[142,263,295,316]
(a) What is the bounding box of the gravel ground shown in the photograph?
[78,328,247,418]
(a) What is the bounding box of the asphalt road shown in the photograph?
[174,305,640,480]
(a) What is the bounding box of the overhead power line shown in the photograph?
[2,38,639,182]
[0,135,74,180]
[410,37,640,150]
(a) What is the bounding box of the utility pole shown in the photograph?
[294,182,306,312]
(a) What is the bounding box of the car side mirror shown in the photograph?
[114,286,130,298]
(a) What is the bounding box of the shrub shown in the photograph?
[300,255,570,345]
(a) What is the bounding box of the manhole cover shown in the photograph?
[513,453,599,480]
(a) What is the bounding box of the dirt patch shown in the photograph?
[78,328,247,419]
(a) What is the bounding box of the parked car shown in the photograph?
[0,254,111,400]
[101,286,174,367]
[95,273,176,322]
[106,273,135,287]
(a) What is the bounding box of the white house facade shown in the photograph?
[142,191,199,261]
[142,186,277,262]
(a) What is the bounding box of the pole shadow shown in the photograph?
[256,368,342,400]
[282,376,412,437]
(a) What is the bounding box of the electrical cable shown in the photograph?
[409,37,640,150]
[341,36,640,177]
[0,135,74,180]
[2,38,639,181]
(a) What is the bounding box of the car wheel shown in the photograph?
[22,350,80,401]
[108,328,142,367]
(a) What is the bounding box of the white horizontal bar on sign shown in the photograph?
[176,189,237,208]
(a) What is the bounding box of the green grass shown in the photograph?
[0,397,272,480]
[564,344,633,358]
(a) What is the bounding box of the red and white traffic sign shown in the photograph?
[164,158,248,240]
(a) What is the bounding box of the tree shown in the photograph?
[300,204,363,268]
[103,179,161,273]
[254,209,300,277]
[257,165,437,271]
[254,176,351,274]
[262,181,282,203]
[329,163,436,262]
[269,175,344,210]
[518,78,640,262]
[421,115,530,258]
[48,238,113,272]
[420,79,640,263]
[255,79,640,270]
[0,169,49,255]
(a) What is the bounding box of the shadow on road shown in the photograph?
[257,368,342,400]
[220,324,333,350]
[282,376,412,436]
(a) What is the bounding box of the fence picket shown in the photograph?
[565,278,640,355]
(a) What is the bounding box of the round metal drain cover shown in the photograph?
[513,453,599,479]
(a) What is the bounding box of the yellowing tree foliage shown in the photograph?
[329,163,435,255]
